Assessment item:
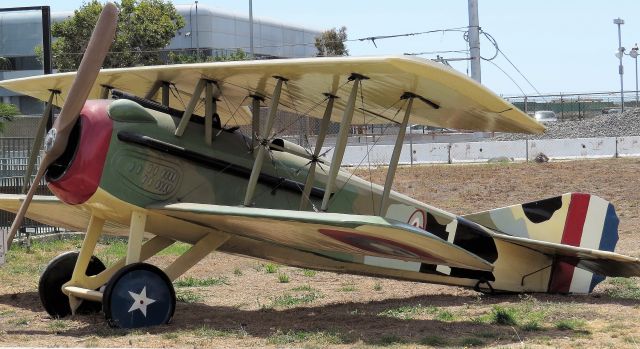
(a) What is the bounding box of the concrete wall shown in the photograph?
[528,137,617,160]
[323,136,640,166]
[617,136,640,157]
[450,140,527,163]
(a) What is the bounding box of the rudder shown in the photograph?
[463,193,619,293]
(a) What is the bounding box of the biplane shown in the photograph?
[1,3,639,329]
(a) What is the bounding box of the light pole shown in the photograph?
[630,45,639,107]
[249,0,254,59]
[195,1,199,58]
[614,18,625,112]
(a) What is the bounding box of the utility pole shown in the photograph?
[468,0,481,83]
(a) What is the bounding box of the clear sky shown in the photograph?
[3,0,640,97]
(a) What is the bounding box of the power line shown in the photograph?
[404,50,469,56]
[45,22,544,98]
[484,59,526,96]
[50,26,472,57]
[354,27,469,48]
[478,30,543,96]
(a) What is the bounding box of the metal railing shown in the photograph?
[0,137,63,239]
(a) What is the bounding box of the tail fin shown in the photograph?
[463,193,620,294]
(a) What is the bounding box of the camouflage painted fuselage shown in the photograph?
[48,98,618,294]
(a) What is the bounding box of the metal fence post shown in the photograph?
[560,93,564,120]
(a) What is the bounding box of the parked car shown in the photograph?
[405,124,449,134]
[533,110,557,122]
[602,108,621,114]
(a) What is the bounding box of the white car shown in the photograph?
[533,110,557,122]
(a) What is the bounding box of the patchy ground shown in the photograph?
[1,158,639,348]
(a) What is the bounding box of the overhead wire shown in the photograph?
[51,26,473,57]
[477,29,544,98]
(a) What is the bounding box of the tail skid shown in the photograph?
[464,193,624,294]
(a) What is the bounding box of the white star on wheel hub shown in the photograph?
[128,286,156,317]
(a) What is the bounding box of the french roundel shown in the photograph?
[408,210,426,229]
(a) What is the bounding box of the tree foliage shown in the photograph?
[0,103,18,133]
[51,0,185,71]
[314,26,349,57]
[0,57,12,71]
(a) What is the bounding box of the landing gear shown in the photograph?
[38,251,106,318]
[52,211,228,328]
[103,263,175,328]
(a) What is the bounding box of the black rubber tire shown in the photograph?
[103,263,175,329]
[38,251,106,318]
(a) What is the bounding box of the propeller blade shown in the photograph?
[48,2,118,159]
[6,3,118,249]
[22,92,56,194]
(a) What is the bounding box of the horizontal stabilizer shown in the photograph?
[492,233,640,277]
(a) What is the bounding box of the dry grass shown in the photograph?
[1,158,640,348]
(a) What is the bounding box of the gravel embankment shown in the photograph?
[494,108,640,140]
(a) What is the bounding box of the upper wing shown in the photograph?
[0,56,544,134]
[150,203,493,272]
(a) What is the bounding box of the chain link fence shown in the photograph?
[504,90,640,121]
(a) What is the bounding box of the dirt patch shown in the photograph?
[1,158,640,348]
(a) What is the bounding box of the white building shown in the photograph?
[0,4,321,115]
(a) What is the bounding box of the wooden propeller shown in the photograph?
[6,3,118,249]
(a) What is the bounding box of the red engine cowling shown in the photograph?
[47,100,113,205]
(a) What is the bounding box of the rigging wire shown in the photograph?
[328,97,405,210]
[356,79,377,213]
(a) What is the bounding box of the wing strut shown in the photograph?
[99,85,113,99]
[243,76,287,206]
[299,93,337,210]
[379,93,415,215]
[204,81,218,145]
[144,80,171,106]
[249,94,264,152]
[321,74,368,212]
[174,78,206,137]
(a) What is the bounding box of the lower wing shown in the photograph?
[150,203,494,272]
[0,194,128,235]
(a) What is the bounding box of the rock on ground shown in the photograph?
[494,108,640,140]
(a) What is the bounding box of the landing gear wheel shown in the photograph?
[38,251,106,318]
[103,263,175,328]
